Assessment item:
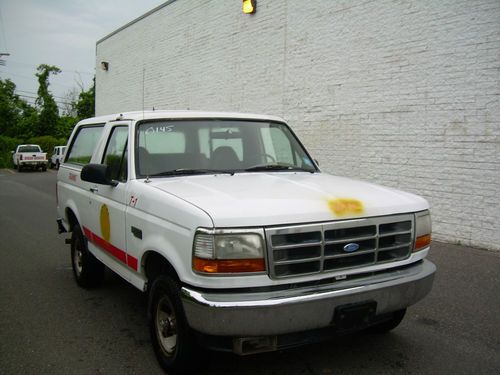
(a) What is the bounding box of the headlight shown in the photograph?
[414,210,432,251]
[193,230,266,274]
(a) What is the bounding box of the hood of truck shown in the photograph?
[150,172,429,227]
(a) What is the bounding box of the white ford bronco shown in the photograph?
[56,111,435,373]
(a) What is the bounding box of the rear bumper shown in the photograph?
[181,259,435,337]
[20,161,47,167]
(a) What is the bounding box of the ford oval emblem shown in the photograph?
[343,243,360,253]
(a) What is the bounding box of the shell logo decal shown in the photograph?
[328,198,364,216]
[100,204,111,242]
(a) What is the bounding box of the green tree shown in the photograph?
[0,78,38,138]
[35,64,61,136]
[0,78,20,137]
[75,77,95,120]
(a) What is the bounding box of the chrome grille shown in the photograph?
[266,214,414,279]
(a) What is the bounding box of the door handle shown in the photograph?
[90,187,98,193]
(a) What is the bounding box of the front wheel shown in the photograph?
[71,225,105,288]
[149,276,197,374]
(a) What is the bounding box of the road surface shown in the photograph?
[0,169,499,374]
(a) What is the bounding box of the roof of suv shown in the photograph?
[78,110,286,125]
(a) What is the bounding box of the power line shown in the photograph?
[17,94,73,106]
[2,59,94,75]
[16,89,74,101]
[0,72,77,89]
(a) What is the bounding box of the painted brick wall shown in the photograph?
[96,0,500,250]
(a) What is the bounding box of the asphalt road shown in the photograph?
[0,169,499,375]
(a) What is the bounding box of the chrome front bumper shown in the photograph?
[181,259,436,336]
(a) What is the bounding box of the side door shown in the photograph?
[84,123,135,281]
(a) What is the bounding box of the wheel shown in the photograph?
[70,225,105,288]
[56,160,60,170]
[149,276,197,374]
[41,166,47,172]
[18,165,23,172]
[367,309,406,334]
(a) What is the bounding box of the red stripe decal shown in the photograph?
[82,226,138,271]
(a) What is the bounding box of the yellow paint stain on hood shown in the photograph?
[328,198,364,216]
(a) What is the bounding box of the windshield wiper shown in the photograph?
[148,168,234,177]
[244,164,315,173]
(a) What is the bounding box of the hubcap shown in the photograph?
[156,295,177,356]
[73,241,83,275]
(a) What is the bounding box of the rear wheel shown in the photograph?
[367,309,406,334]
[71,225,105,288]
[149,276,197,374]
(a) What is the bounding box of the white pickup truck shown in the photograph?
[56,111,435,373]
[12,144,48,172]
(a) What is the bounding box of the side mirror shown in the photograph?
[11,151,15,154]
[81,164,117,186]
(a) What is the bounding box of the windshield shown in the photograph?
[18,146,41,153]
[136,120,317,177]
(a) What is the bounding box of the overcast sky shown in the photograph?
[0,0,165,108]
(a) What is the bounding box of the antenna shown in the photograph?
[142,67,145,119]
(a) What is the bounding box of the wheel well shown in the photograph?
[144,252,180,288]
[66,208,78,231]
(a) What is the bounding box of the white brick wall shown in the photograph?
[96,0,500,250]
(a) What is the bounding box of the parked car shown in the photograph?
[12,144,48,172]
[50,145,66,169]
[56,111,435,374]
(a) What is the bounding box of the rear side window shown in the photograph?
[66,125,104,165]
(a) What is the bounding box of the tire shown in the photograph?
[18,165,23,172]
[56,160,60,170]
[149,276,197,374]
[70,225,105,288]
[41,166,47,172]
[367,309,406,334]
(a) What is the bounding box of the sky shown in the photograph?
[0,0,166,109]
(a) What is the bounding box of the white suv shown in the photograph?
[56,111,435,373]
[50,146,66,169]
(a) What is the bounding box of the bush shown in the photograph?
[0,135,21,168]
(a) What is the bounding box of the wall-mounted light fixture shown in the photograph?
[242,0,256,14]
[101,61,109,71]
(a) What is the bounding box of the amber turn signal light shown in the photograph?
[194,257,265,273]
[415,234,431,251]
